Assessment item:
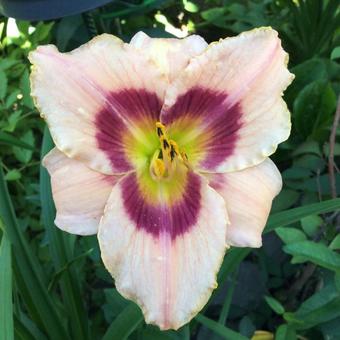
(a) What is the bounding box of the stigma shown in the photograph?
[150,122,189,180]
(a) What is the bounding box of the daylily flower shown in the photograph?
[29,27,294,330]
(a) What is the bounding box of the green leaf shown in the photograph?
[275,324,296,340]
[102,303,143,340]
[264,295,285,315]
[331,46,340,60]
[275,227,307,244]
[300,215,323,237]
[293,80,336,140]
[196,314,248,340]
[265,199,340,233]
[183,0,199,12]
[330,234,340,250]
[13,130,35,163]
[0,229,14,340]
[0,131,35,150]
[0,69,8,99]
[0,165,70,340]
[292,283,340,329]
[4,169,21,181]
[19,70,34,109]
[284,241,340,272]
[211,199,340,309]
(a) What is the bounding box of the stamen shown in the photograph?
[156,122,166,137]
[151,122,191,180]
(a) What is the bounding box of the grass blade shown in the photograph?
[196,314,248,340]
[265,199,340,233]
[0,164,70,340]
[0,228,13,340]
[40,127,89,340]
[102,303,143,340]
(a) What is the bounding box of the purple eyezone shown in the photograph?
[95,89,163,172]
[121,172,202,240]
[161,87,243,170]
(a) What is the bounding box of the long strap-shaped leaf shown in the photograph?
[102,303,143,340]
[0,164,69,340]
[0,229,14,340]
[40,127,89,340]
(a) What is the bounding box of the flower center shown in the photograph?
[150,122,189,180]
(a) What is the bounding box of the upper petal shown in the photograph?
[130,31,208,83]
[30,34,167,175]
[161,27,294,173]
[43,148,118,235]
[98,168,228,330]
[207,158,282,247]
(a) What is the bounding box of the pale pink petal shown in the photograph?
[207,158,282,247]
[130,31,208,82]
[161,27,294,173]
[30,34,167,175]
[43,148,118,235]
[98,171,228,330]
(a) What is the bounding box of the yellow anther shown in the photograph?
[152,158,166,178]
[160,135,170,150]
[156,122,166,137]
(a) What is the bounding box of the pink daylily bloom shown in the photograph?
[29,28,294,330]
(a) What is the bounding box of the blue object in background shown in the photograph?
[0,0,113,20]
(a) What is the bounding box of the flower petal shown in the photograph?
[98,170,228,330]
[43,148,117,235]
[30,34,166,174]
[130,31,208,82]
[207,158,282,247]
[161,27,294,172]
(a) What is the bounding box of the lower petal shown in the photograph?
[207,158,282,247]
[98,170,228,330]
[43,148,118,235]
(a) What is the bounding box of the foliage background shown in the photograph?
[0,0,340,339]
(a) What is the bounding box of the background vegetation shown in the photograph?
[0,0,339,339]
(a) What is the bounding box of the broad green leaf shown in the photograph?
[292,283,340,329]
[0,165,70,340]
[0,131,35,150]
[264,295,285,315]
[271,189,299,212]
[284,241,340,272]
[183,0,199,13]
[331,46,340,60]
[275,324,296,340]
[275,227,307,244]
[4,169,21,181]
[211,198,340,308]
[319,317,340,340]
[330,234,340,250]
[301,215,323,237]
[285,58,328,104]
[293,80,336,140]
[13,130,35,164]
[196,314,248,340]
[0,229,14,340]
[0,58,18,71]
[102,303,143,340]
